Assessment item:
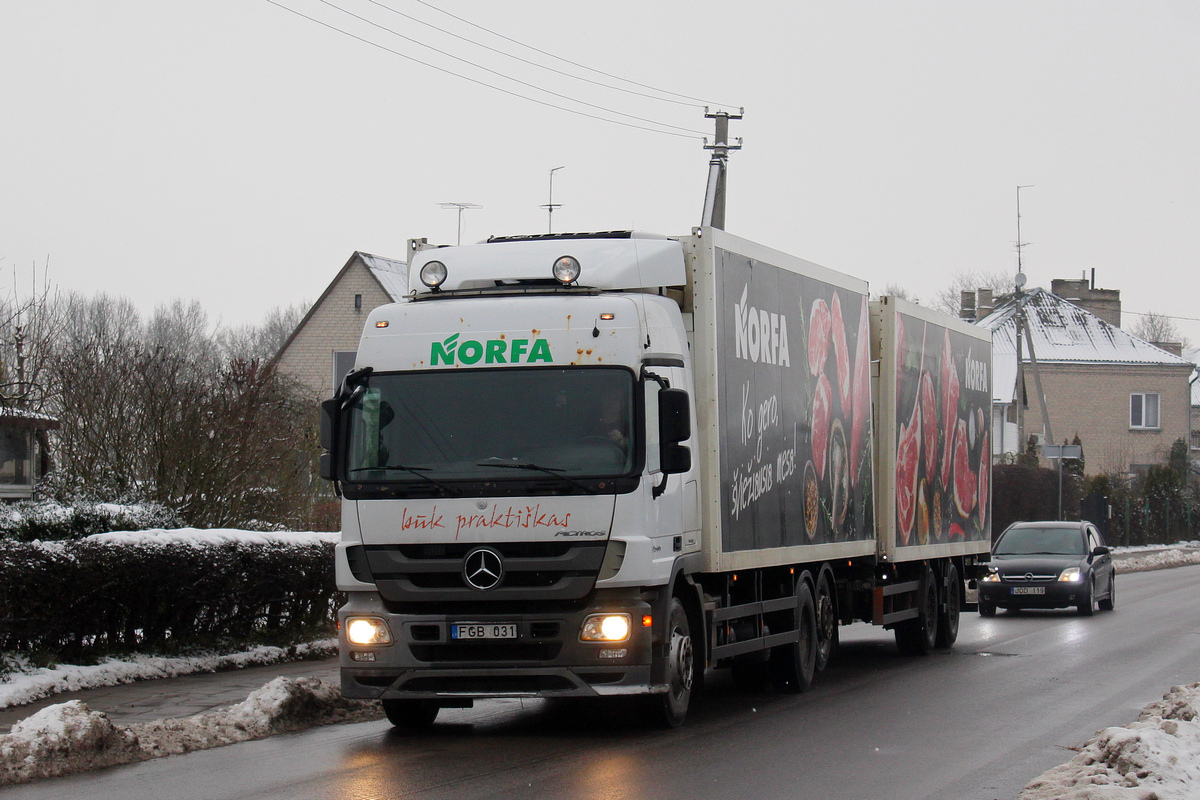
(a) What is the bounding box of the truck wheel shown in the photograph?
[647,597,694,728]
[769,581,817,693]
[814,569,839,671]
[381,699,439,731]
[935,562,961,648]
[895,567,938,655]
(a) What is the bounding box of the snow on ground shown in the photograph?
[0,677,383,786]
[0,640,337,710]
[1019,683,1200,800]
[1113,541,1200,573]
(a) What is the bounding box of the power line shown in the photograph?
[1124,309,1200,324]
[310,0,708,136]
[364,0,709,109]
[416,0,738,110]
[265,0,708,140]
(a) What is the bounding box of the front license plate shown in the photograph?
[1011,586,1045,595]
[452,623,518,640]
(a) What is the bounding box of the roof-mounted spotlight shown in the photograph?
[553,255,581,285]
[420,260,448,291]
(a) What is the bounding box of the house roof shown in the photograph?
[359,252,409,301]
[977,287,1194,405]
[272,251,408,363]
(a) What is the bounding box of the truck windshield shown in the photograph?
[344,367,636,483]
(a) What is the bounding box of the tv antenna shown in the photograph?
[1015,184,1033,275]
[438,202,481,245]
[541,166,565,233]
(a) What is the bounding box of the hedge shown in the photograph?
[0,501,185,542]
[0,530,339,664]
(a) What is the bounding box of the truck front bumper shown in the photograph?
[339,589,665,701]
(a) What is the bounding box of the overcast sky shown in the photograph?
[2,1,1197,344]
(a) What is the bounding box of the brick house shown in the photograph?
[274,252,407,398]
[970,282,1194,476]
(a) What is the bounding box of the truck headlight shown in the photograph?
[420,260,448,289]
[1058,567,1083,583]
[346,617,393,645]
[552,255,581,285]
[580,613,631,642]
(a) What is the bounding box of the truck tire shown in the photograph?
[895,567,938,655]
[814,569,839,671]
[769,581,817,693]
[935,562,961,648]
[381,699,439,731]
[646,597,694,728]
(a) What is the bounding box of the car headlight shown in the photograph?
[345,617,393,645]
[580,613,631,642]
[1058,567,1083,583]
[981,568,1000,583]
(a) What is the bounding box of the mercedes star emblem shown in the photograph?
[463,547,504,591]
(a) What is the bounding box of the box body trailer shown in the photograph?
[320,227,991,728]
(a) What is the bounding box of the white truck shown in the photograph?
[320,227,992,729]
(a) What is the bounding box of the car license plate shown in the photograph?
[452,623,518,640]
[1011,586,1045,595]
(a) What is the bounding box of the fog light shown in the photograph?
[598,648,628,659]
[552,255,581,284]
[351,651,377,662]
[420,260,448,289]
[346,617,392,645]
[580,613,631,642]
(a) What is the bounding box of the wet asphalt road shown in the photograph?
[11,564,1200,800]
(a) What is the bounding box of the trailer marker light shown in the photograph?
[553,255,581,284]
[642,615,653,628]
[375,321,389,328]
[600,313,615,321]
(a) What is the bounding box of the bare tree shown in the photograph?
[1129,311,1191,351]
[879,283,918,303]
[217,302,308,363]
[931,269,1015,317]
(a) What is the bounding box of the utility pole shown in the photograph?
[1014,185,1032,457]
[438,202,482,245]
[701,108,743,230]
[541,166,565,234]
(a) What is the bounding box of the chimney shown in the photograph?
[976,288,994,319]
[1051,276,1122,328]
[1153,341,1183,357]
[960,290,976,322]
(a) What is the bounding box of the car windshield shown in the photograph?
[344,366,636,481]
[993,526,1086,556]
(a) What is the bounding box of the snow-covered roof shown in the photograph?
[359,253,408,301]
[0,407,59,427]
[977,287,1195,405]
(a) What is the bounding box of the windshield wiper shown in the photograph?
[349,463,462,496]
[475,460,597,494]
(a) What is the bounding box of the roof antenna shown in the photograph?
[541,166,565,234]
[438,202,482,245]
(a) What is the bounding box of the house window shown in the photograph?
[333,350,358,393]
[1130,392,1160,430]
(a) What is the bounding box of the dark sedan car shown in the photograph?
[978,521,1115,616]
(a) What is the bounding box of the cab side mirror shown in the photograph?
[659,388,691,476]
[319,397,341,481]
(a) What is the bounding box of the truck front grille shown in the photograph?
[354,541,607,605]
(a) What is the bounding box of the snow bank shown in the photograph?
[0,640,336,709]
[0,677,383,786]
[1019,683,1200,800]
[1115,548,1200,573]
[87,528,339,546]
